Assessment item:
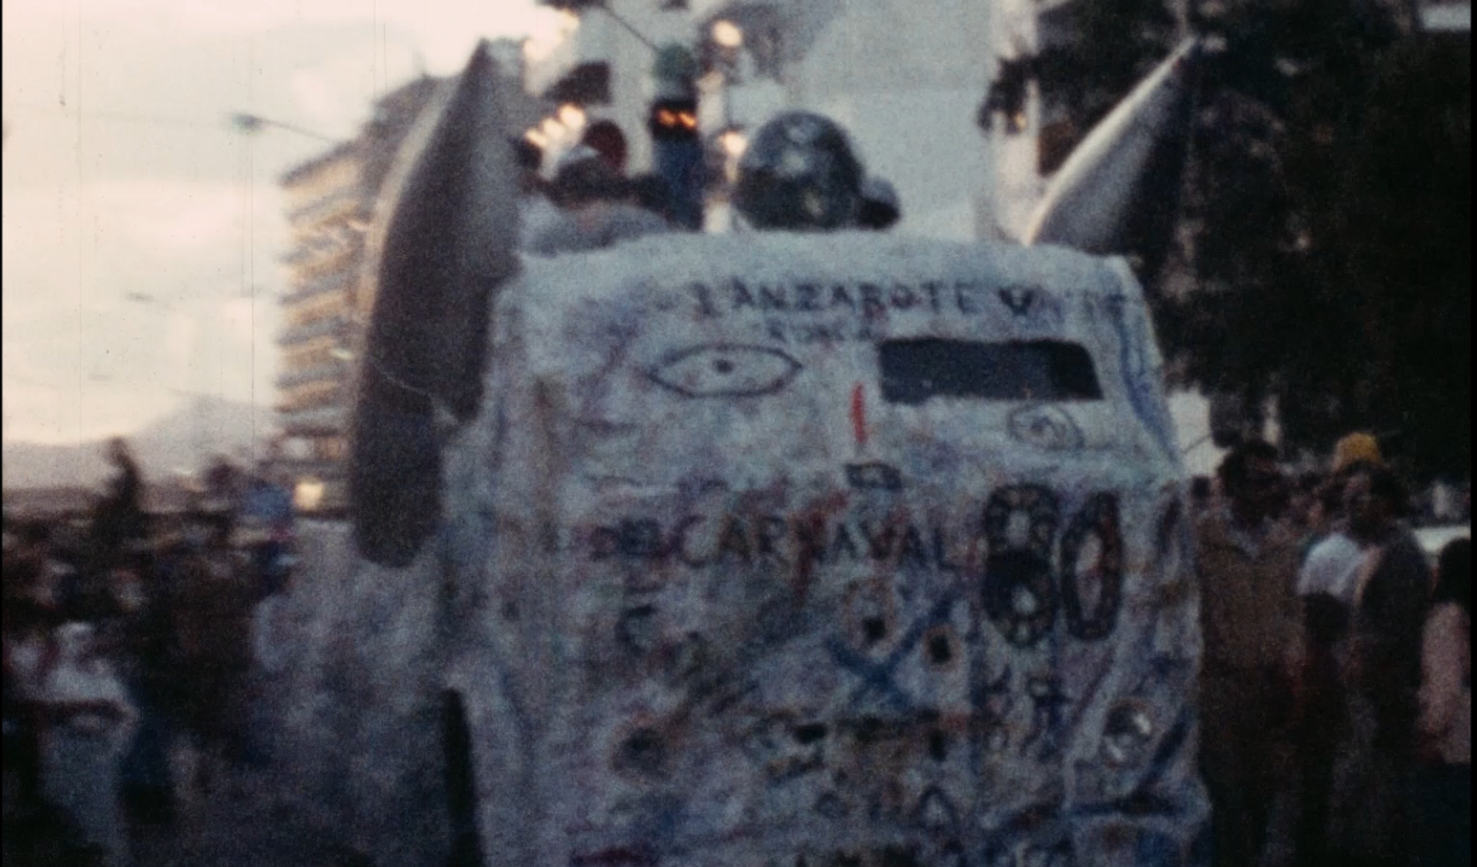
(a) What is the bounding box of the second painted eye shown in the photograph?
[645,343,803,398]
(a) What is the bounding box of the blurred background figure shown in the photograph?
[1412,537,1470,867]
[108,539,180,833]
[36,620,138,867]
[197,455,242,516]
[1292,453,1376,867]
[167,509,259,804]
[733,111,867,232]
[7,521,75,620]
[1299,434,1387,617]
[3,532,69,865]
[92,439,148,576]
[579,118,628,177]
[236,462,296,600]
[524,144,670,255]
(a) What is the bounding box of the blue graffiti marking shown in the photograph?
[827,591,965,713]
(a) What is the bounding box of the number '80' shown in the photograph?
[980,485,1123,647]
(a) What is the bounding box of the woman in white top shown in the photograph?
[1413,537,1470,867]
[38,621,138,866]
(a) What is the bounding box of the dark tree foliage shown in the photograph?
[983,0,1470,481]
[1333,35,1471,482]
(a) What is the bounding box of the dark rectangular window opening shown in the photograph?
[879,338,1103,404]
[545,62,612,106]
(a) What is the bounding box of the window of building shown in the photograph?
[317,436,348,461]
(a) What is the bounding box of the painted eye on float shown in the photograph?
[645,343,803,398]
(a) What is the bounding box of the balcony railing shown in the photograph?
[282,233,360,274]
[285,188,367,228]
[283,270,353,307]
[278,404,348,434]
[277,314,352,347]
[276,361,350,391]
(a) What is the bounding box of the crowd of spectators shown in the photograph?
[3,440,295,867]
[1194,432,1470,867]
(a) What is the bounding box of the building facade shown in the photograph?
[277,141,367,512]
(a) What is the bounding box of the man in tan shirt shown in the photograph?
[1195,439,1304,867]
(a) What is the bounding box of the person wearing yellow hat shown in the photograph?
[1292,430,1384,863]
[1300,433,1385,606]
[1332,432,1382,474]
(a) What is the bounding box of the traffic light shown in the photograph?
[648,97,698,142]
[649,96,703,230]
[649,44,703,231]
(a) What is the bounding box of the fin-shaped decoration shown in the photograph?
[350,40,521,567]
[1023,37,1201,273]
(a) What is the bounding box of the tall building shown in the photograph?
[523,0,995,240]
[277,139,369,513]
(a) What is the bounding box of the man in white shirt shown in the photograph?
[1298,529,1368,605]
[1297,433,1387,606]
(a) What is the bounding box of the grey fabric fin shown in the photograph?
[1023,38,1201,268]
[350,40,521,567]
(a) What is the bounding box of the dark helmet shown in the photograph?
[858,177,901,230]
[733,112,865,231]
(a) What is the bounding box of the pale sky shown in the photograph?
[2,0,565,445]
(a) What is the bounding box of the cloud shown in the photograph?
[2,379,179,444]
[2,176,281,444]
[3,0,558,443]
[107,181,247,251]
[162,312,201,373]
[288,47,422,136]
[164,0,567,72]
[2,179,276,305]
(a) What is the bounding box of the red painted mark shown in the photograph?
[851,382,867,448]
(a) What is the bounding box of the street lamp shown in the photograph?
[228,113,336,144]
